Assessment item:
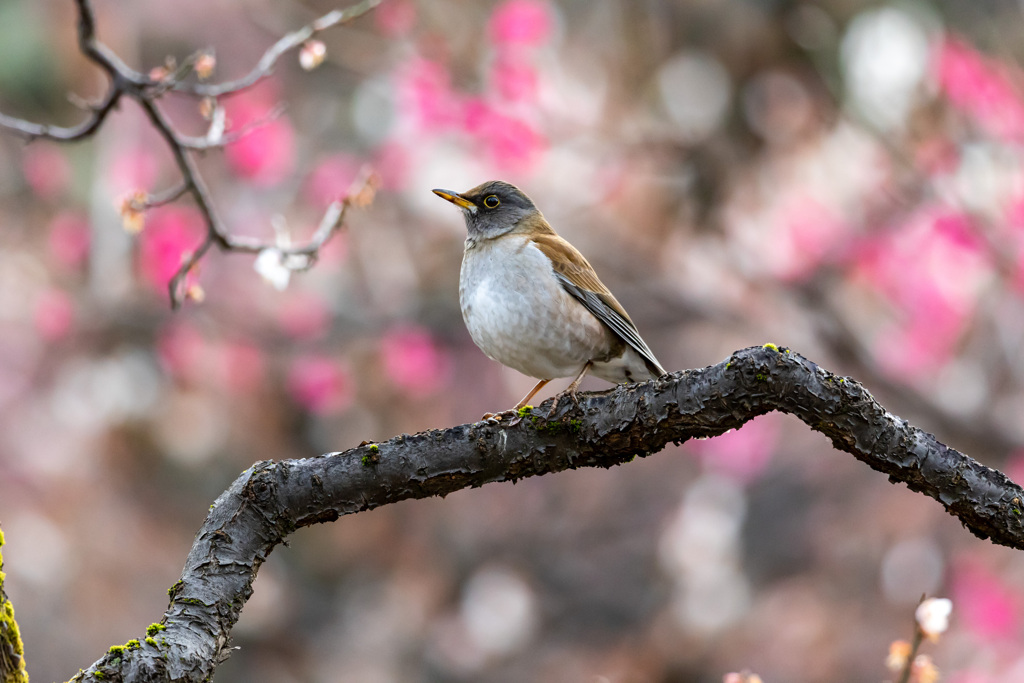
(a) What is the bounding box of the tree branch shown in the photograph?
[168,0,384,98]
[0,527,28,683]
[68,346,1024,682]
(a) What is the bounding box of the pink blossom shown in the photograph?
[374,0,416,37]
[464,99,546,172]
[33,288,74,342]
[138,206,205,291]
[490,55,540,103]
[951,561,1022,642]
[775,195,851,281]
[936,37,1024,143]
[380,326,452,397]
[394,57,461,132]
[875,309,963,379]
[685,414,779,483]
[156,321,207,381]
[47,212,91,270]
[22,144,71,199]
[851,207,991,378]
[932,212,984,253]
[286,355,354,414]
[488,0,554,47]
[303,153,361,208]
[224,92,296,186]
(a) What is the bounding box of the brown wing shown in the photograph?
[530,231,666,377]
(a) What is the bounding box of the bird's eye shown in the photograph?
[483,195,500,209]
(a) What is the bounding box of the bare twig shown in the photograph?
[143,182,190,209]
[176,103,287,150]
[166,168,378,305]
[169,0,383,98]
[0,87,122,142]
[0,0,381,308]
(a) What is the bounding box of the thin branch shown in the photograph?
[65,346,1024,682]
[0,0,382,309]
[165,169,377,306]
[0,87,122,142]
[144,182,190,209]
[175,103,286,150]
[170,0,383,98]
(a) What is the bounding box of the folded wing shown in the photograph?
[531,233,666,377]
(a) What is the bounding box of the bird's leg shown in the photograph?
[548,362,592,417]
[483,379,550,421]
[516,379,551,410]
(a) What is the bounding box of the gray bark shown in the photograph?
[70,345,1024,682]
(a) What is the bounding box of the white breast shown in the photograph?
[459,236,610,380]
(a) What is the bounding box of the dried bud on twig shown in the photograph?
[886,639,912,671]
[119,190,149,233]
[194,52,216,80]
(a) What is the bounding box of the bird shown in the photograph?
[433,180,666,418]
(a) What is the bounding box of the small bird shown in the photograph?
[433,180,666,417]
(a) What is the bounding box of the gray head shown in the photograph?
[432,180,539,239]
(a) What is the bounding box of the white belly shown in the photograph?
[460,237,611,380]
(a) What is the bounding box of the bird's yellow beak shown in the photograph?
[432,189,477,212]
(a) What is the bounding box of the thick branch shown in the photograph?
[71,346,1024,682]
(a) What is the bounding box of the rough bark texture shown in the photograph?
[0,528,28,683]
[68,346,1024,682]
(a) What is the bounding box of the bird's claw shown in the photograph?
[546,389,580,418]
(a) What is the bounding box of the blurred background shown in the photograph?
[2,0,1024,680]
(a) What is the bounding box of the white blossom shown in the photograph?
[915,597,952,639]
[254,248,291,291]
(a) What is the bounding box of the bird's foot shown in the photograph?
[546,388,580,418]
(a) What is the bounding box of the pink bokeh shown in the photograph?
[394,56,461,133]
[774,195,852,281]
[221,341,266,395]
[277,291,333,341]
[138,206,206,291]
[951,560,1023,643]
[464,99,547,172]
[374,0,416,37]
[304,153,362,208]
[388,4,552,175]
[224,90,296,186]
[685,414,779,483]
[156,321,208,383]
[488,0,554,47]
[379,326,452,398]
[490,55,540,103]
[33,288,75,342]
[936,37,1024,143]
[108,145,162,196]
[286,355,354,414]
[851,207,991,378]
[47,212,91,270]
[22,144,72,199]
